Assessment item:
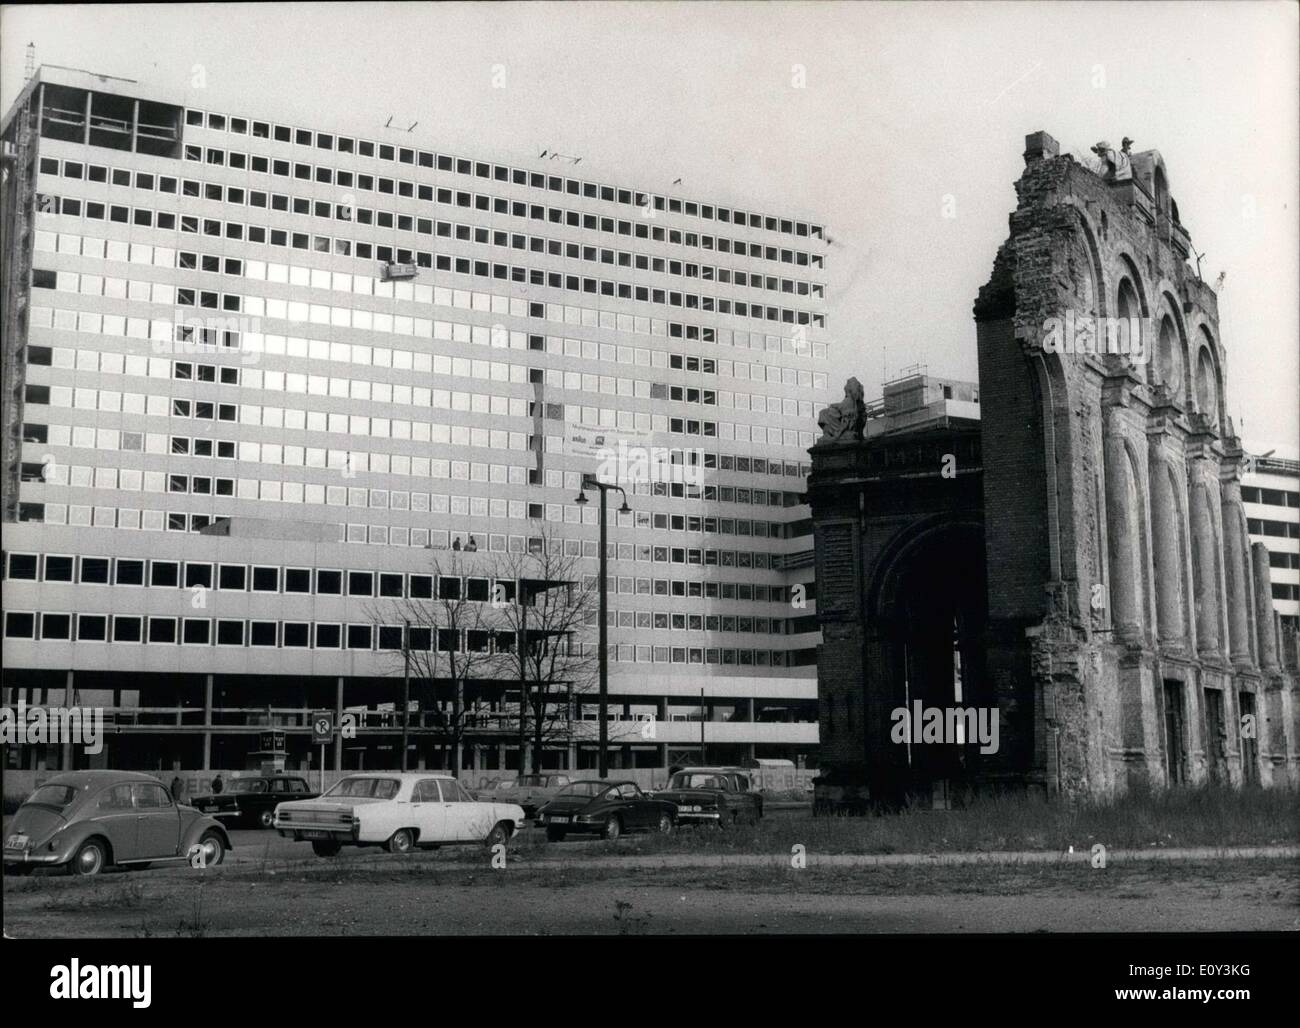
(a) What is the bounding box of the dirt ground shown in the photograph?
[5,841,1296,936]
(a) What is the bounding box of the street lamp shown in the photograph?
[574,473,630,778]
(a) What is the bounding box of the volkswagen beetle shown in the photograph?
[3,771,232,876]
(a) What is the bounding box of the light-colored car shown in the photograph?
[479,774,572,819]
[273,773,525,857]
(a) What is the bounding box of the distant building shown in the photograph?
[1242,456,1300,631]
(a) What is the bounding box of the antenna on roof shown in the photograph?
[407,121,418,132]
[540,149,582,165]
[25,42,35,82]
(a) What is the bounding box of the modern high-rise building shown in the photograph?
[1242,455,1300,632]
[1,65,830,777]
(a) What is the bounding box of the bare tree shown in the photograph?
[491,525,600,774]
[370,547,505,776]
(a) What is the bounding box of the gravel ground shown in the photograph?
[5,829,1296,936]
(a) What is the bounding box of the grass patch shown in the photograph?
[509,783,1300,857]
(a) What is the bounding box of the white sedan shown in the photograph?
[273,773,525,857]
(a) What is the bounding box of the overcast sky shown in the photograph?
[3,1,1295,456]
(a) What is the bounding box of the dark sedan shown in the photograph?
[536,780,677,842]
[3,771,232,876]
[190,775,318,828]
[652,767,763,827]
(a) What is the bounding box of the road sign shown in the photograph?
[311,712,334,744]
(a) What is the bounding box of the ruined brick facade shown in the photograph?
[973,131,1299,796]
[810,131,1300,803]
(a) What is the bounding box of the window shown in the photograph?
[217,620,245,646]
[316,569,342,595]
[218,565,247,591]
[45,555,74,582]
[112,616,143,643]
[42,613,72,640]
[109,558,145,586]
[78,615,108,641]
[252,566,279,592]
[283,623,310,647]
[183,619,211,645]
[149,617,178,644]
[285,568,311,593]
[348,571,373,596]
[4,612,35,639]
[149,561,179,587]
[185,563,213,589]
[7,554,37,580]
[315,623,342,648]
[346,624,372,649]
[80,557,110,584]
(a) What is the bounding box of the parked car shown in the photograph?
[487,774,572,818]
[536,780,677,842]
[651,767,763,826]
[273,773,525,857]
[190,774,319,828]
[472,777,516,802]
[3,771,232,876]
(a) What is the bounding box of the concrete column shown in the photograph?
[61,670,75,770]
[130,98,139,153]
[1104,437,1141,638]
[83,90,92,145]
[1221,499,1253,664]
[744,697,757,764]
[333,677,344,772]
[1150,461,1185,644]
[1190,484,1221,654]
[1251,543,1279,669]
[202,674,213,770]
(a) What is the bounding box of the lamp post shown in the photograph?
[574,473,630,779]
[401,618,410,772]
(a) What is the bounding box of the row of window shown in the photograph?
[5,552,812,606]
[23,418,809,492]
[35,195,824,329]
[30,231,832,368]
[1268,550,1300,570]
[29,276,822,404]
[27,456,801,512]
[2,611,812,665]
[84,160,827,295]
[1247,519,1300,540]
[23,375,819,450]
[46,149,824,269]
[21,463,804,540]
[10,500,812,565]
[172,121,826,243]
[11,464,808,544]
[1242,486,1300,508]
